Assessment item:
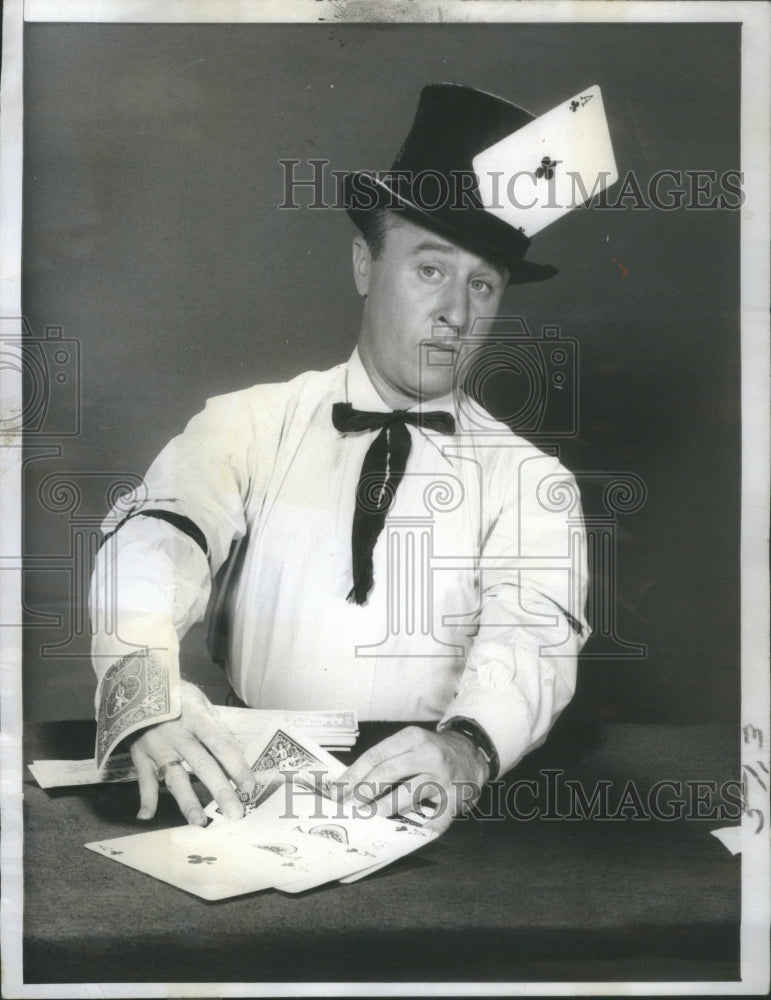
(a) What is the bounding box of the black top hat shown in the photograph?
[343,83,558,285]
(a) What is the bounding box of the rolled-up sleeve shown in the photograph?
[440,448,590,777]
[89,392,256,688]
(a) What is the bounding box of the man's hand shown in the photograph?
[128,680,255,826]
[335,725,490,835]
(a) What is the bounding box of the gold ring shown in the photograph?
[156,759,184,782]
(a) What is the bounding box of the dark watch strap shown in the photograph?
[440,717,500,781]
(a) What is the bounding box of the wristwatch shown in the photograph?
[439,716,500,781]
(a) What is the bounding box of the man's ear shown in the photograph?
[352,235,371,297]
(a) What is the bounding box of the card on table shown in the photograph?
[88,722,436,898]
[28,753,137,788]
[337,811,437,884]
[230,808,369,891]
[205,724,345,822]
[85,806,361,899]
[85,824,285,900]
[251,785,437,891]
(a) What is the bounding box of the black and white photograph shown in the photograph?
[1,0,769,995]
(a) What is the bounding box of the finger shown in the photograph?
[338,727,426,796]
[422,806,455,837]
[193,714,255,794]
[177,735,244,821]
[419,779,461,835]
[132,749,160,821]
[409,773,447,815]
[161,760,207,827]
[371,773,435,818]
[349,753,424,802]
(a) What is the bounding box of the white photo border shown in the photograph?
[1,1,769,997]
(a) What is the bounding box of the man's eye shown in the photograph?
[470,278,492,293]
[419,265,441,279]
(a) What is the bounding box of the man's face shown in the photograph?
[353,215,508,407]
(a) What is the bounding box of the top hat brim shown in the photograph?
[343,173,558,286]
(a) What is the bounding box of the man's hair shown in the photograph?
[357,208,509,280]
[356,207,397,259]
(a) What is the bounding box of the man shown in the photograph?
[90,83,608,834]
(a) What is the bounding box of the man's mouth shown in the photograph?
[422,340,459,368]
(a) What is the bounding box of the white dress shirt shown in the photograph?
[90,349,590,776]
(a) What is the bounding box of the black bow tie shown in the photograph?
[332,402,456,436]
[332,402,456,605]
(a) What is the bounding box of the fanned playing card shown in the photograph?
[337,810,437,884]
[95,649,181,771]
[85,824,283,900]
[231,808,365,889]
[89,720,435,898]
[85,801,357,899]
[204,724,344,821]
[252,786,437,892]
[473,84,618,236]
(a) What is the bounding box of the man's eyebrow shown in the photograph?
[408,240,456,256]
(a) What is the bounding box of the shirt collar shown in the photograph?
[346,347,459,424]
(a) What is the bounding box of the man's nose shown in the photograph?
[434,284,469,337]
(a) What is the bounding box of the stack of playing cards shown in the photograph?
[29,707,358,789]
[214,705,359,752]
[85,725,437,899]
[28,754,138,788]
[92,650,359,772]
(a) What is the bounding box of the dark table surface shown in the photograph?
[22,716,740,986]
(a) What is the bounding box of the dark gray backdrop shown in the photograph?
[22,22,740,726]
